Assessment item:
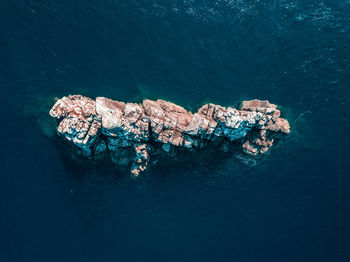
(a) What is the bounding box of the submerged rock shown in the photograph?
[50,95,290,176]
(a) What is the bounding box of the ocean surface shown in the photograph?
[1,0,350,261]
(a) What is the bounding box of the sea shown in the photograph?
[0,1,350,261]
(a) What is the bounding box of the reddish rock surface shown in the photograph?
[50,95,290,176]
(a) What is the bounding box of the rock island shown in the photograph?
[50,95,290,176]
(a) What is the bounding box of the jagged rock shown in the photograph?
[49,95,101,151]
[95,97,125,133]
[131,144,151,177]
[240,99,277,114]
[50,95,290,176]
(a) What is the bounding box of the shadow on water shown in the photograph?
[50,136,280,183]
[51,138,127,180]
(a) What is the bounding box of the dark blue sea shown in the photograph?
[1,1,350,261]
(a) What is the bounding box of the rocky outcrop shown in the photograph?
[50,95,290,176]
[49,95,102,156]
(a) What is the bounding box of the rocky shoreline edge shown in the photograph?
[49,95,290,176]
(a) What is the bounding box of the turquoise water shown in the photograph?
[1,1,350,261]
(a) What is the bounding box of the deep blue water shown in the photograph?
[1,0,350,261]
